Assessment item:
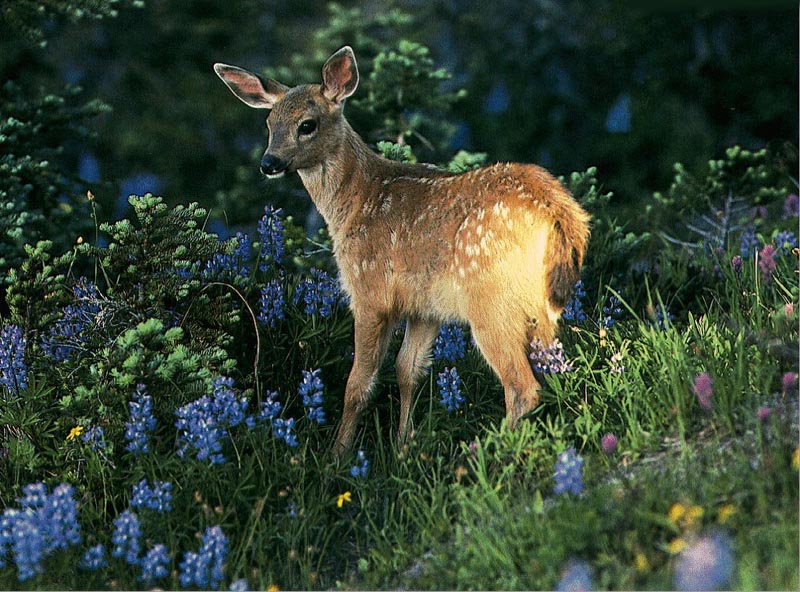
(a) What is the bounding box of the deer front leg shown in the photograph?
[332,313,393,457]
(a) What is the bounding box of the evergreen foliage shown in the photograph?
[0,83,109,283]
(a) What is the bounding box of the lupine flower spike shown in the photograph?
[437,367,465,412]
[553,447,585,496]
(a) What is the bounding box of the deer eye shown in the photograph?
[297,119,317,136]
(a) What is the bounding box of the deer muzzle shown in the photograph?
[260,153,291,178]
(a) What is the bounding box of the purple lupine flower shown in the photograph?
[673,531,734,591]
[111,510,142,565]
[530,338,574,374]
[38,483,82,552]
[601,433,618,455]
[562,280,587,323]
[272,417,299,447]
[774,230,798,256]
[3,509,45,581]
[175,395,225,464]
[253,391,297,447]
[432,323,468,363]
[730,255,743,276]
[175,377,250,464]
[80,543,107,571]
[125,384,156,455]
[0,483,83,580]
[81,425,105,451]
[257,279,285,328]
[739,228,759,259]
[131,479,173,513]
[0,324,27,394]
[437,367,465,412]
[601,295,623,328]
[693,372,714,411]
[178,525,229,590]
[139,543,170,584]
[294,268,341,317]
[556,559,593,591]
[299,369,326,424]
[19,482,48,509]
[784,193,799,219]
[257,391,283,423]
[257,205,285,270]
[40,279,102,362]
[758,244,777,283]
[211,376,250,428]
[229,578,250,591]
[203,232,251,282]
[654,304,674,331]
[350,449,369,478]
[553,447,584,496]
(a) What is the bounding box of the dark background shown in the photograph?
[1,0,797,239]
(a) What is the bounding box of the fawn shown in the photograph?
[214,46,590,456]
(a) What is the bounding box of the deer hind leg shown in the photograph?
[395,318,440,447]
[332,313,393,457]
[471,311,553,429]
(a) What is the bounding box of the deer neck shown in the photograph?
[297,120,380,237]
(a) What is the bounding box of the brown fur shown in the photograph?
[215,47,591,456]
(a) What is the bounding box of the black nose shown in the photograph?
[260,154,289,177]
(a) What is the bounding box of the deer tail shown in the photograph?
[545,208,590,310]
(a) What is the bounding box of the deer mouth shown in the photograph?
[260,156,292,178]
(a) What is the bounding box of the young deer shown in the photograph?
[214,47,590,456]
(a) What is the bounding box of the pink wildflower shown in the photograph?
[782,372,798,395]
[758,244,776,283]
[757,406,771,421]
[601,433,618,455]
[693,372,714,411]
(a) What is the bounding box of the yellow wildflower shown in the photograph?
[668,537,687,555]
[793,446,799,471]
[717,504,736,524]
[668,502,703,529]
[668,502,686,524]
[634,552,649,573]
[67,426,84,441]
[267,585,280,592]
[684,505,704,528]
[336,491,352,508]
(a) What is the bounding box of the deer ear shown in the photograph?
[214,63,289,109]
[322,46,359,104]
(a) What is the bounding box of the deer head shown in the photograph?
[214,47,359,178]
